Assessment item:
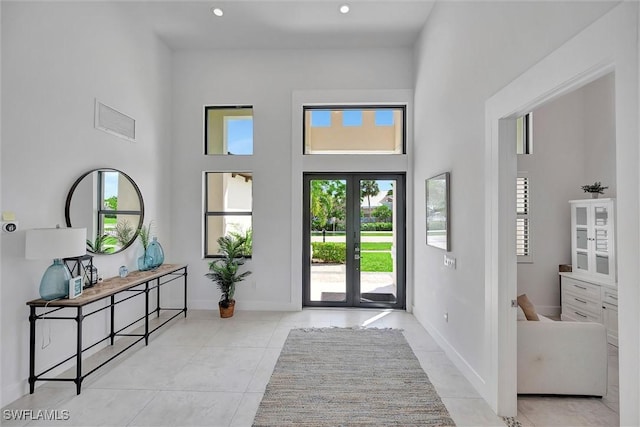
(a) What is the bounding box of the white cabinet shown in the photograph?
[602,288,619,347]
[560,273,618,346]
[570,198,616,284]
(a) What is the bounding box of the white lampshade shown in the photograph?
[25,227,87,260]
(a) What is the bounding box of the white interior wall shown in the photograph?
[0,2,172,406]
[485,3,637,419]
[170,48,413,311]
[516,73,616,315]
[412,0,618,409]
[0,0,4,409]
[584,73,617,194]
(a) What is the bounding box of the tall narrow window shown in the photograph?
[516,175,531,261]
[205,106,253,155]
[516,112,533,155]
[304,106,405,154]
[204,172,252,257]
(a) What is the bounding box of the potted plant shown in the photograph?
[581,181,609,198]
[206,235,252,318]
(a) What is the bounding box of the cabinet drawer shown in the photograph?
[562,303,602,323]
[562,277,601,300]
[602,288,618,307]
[562,290,601,316]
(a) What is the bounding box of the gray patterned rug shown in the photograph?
[253,328,456,426]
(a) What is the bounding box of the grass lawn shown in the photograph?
[361,242,392,251]
[361,231,393,237]
[360,252,393,272]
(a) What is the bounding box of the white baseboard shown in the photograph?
[188,299,300,312]
[411,304,489,400]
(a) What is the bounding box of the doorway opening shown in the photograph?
[303,173,406,309]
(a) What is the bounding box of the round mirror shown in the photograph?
[65,168,144,254]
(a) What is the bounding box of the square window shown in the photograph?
[205,106,253,155]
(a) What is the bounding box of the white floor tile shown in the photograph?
[2,309,620,427]
[128,390,243,427]
[169,347,264,392]
[441,397,506,426]
[26,388,157,426]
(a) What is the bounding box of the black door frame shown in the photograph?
[303,172,406,309]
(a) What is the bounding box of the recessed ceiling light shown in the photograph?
[339,4,350,14]
[211,7,223,17]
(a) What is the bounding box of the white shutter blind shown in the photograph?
[516,176,531,260]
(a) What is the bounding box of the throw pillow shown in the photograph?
[517,293,539,321]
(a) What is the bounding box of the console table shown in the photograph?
[26,263,188,395]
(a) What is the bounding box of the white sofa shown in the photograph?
[517,314,608,396]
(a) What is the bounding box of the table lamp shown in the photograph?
[25,226,87,300]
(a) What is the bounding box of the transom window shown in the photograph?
[304,106,405,154]
[205,106,253,155]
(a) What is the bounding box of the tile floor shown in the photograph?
[2,309,619,426]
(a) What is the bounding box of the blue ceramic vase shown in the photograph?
[137,254,154,271]
[145,237,165,269]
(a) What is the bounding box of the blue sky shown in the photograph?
[228,118,253,155]
[104,172,118,198]
[311,109,394,127]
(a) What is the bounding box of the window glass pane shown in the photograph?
[516,113,532,155]
[205,106,253,155]
[206,173,252,212]
[206,215,252,256]
[205,172,252,257]
[304,107,404,154]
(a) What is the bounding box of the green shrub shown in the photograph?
[311,242,346,263]
[360,222,393,232]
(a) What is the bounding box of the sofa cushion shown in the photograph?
[517,293,539,321]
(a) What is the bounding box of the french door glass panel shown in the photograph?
[304,174,404,308]
[308,179,347,303]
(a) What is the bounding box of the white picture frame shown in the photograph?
[68,276,83,299]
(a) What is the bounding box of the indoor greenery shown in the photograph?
[114,219,134,247]
[581,181,608,194]
[206,235,252,308]
[87,234,110,254]
[138,221,153,251]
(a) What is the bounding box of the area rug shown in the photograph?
[253,328,456,426]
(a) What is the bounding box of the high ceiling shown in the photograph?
[121,1,436,50]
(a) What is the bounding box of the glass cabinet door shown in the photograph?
[571,200,616,284]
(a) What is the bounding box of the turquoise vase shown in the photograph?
[145,237,165,269]
[39,259,72,300]
[137,254,154,271]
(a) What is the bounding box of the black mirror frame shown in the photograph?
[65,168,145,255]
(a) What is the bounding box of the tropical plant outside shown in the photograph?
[360,180,380,220]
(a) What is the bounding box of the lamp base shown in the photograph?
[39,259,71,300]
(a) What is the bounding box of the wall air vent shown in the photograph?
[94,99,136,141]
